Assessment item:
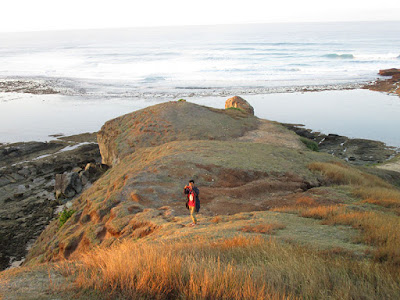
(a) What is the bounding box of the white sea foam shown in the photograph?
[0,22,399,98]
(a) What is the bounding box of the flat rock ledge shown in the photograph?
[364,68,400,97]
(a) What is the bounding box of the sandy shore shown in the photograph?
[377,158,400,173]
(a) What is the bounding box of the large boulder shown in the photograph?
[81,162,108,182]
[54,163,108,199]
[225,96,254,115]
[55,172,82,199]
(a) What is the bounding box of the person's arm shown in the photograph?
[183,186,190,194]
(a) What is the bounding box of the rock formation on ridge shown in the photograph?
[225,96,255,115]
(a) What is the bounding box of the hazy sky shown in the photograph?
[1,0,400,32]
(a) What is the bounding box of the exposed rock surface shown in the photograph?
[225,96,254,115]
[364,68,400,96]
[379,68,400,77]
[0,134,101,270]
[54,163,108,200]
[282,124,398,165]
[55,173,82,199]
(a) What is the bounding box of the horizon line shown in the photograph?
[1,19,400,34]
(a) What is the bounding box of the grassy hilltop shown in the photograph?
[1,100,400,299]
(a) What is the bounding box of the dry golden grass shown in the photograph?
[295,196,317,206]
[308,162,391,187]
[275,201,400,265]
[304,161,400,265]
[296,204,400,265]
[210,216,223,223]
[273,192,400,265]
[309,162,400,211]
[240,223,286,234]
[353,186,400,208]
[362,198,400,208]
[271,206,298,213]
[58,236,400,300]
[271,196,318,213]
[271,196,319,214]
[300,205,343,219]
[329,211,400,264]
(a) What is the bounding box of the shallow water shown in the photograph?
[246,90,400,147]
[193,90,400,148]
[0,89,399,147]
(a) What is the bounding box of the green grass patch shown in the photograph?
[225,107,243,112]
[59,209,75,228]
[300,137,319,151]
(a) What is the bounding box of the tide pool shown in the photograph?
[0,89,399,147]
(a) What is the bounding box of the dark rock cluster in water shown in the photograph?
[282,124,398,165]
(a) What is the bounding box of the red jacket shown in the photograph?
[184,186,200,212]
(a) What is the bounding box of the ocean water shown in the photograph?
[1,22,399,97]
[0,22,400,145]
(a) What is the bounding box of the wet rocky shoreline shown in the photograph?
[364,68,400,97]
[0,133,105,270]
[282,124,399,166]
[284,68,400,166]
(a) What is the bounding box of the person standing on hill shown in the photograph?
[184,179,200,226]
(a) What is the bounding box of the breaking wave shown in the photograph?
[324,53,354,59]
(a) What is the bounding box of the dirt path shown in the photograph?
[238,120,303,149]
[377,161,400,173]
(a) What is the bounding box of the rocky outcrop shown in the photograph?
[55,173,83,199]
[378,68,400,77]
[364,68,400,96]
[54,163,108,200]
[282,124,398,165]
[225,96,254,115]
[0,142,62,167]
[97,100,259,166]
[0,135,101,270]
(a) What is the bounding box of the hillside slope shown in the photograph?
[25,100,339,263]
[3,99,400,299]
